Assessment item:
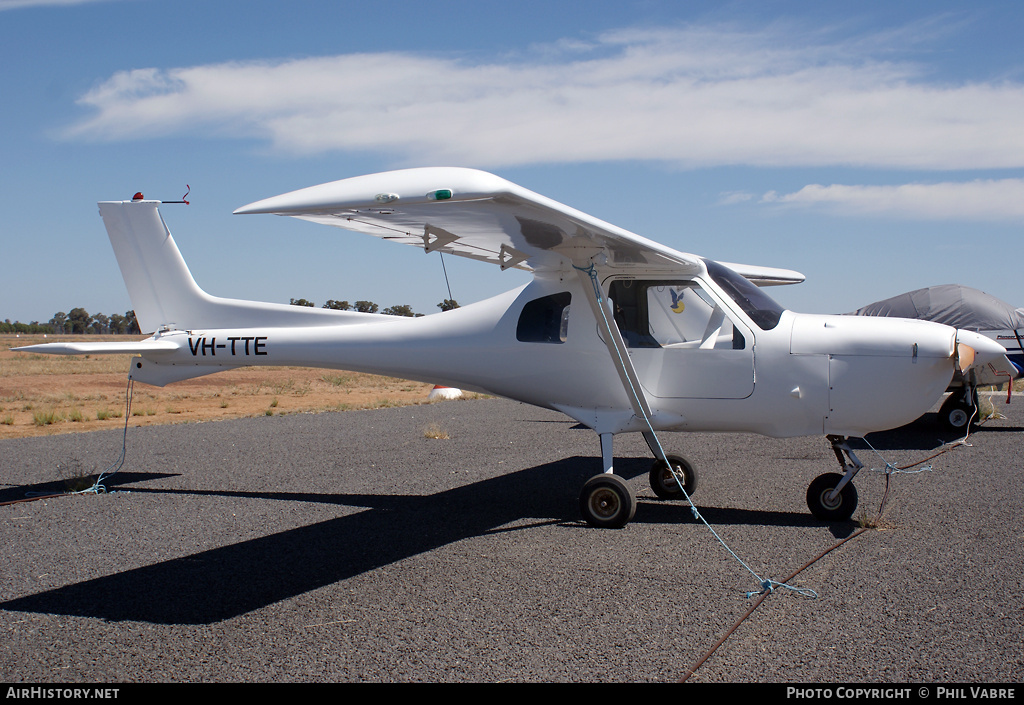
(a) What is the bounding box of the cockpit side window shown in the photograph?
[607,280,659,348]
[517,292,571,343]
[610,279,746,350]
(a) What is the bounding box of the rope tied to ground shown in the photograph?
[6,368,137,507]
[70,373,134,495]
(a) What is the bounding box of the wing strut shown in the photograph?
[573,265,653,425]
[575,263,659,477]
[575,263,694,488]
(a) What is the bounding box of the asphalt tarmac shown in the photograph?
[1,394,1022,683]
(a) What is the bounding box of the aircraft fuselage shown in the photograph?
[128,268,974,441]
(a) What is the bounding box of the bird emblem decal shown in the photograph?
[670,288,685,314]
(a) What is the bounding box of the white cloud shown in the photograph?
[64,24,1024,171]
[761,179,1024,222]
[717,191,755,205]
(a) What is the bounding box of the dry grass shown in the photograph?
[0,334,483,439]
[422,422,451,440]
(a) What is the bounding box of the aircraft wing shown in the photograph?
[235,167,804,285]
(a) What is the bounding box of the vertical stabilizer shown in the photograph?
[98,200,390,333]
[100,200,208,333]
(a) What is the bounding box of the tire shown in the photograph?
[806,472,858,521]
[649,454,698,500]
[580,474,636,529]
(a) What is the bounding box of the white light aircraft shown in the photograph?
[16,168,1007,528]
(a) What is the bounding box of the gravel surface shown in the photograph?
[1,395,1022,683]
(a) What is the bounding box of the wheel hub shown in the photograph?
[820,488,842,510]
[949,408,969,427]
[589,488,621,519]
[658,467,680,490]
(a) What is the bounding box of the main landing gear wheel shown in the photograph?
[580,474,636,529]
[649,454,698,500]
[938,390,979,433]
[806,472,858,521]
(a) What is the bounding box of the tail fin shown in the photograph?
[100,200,207,333]
[99,200,382,333]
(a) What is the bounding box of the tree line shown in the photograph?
[290,299,460,315]
[1,309,140,335]
[1,299,461,335]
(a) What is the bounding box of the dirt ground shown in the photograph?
[0,334,467,440]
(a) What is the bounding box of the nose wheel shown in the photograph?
[938,388,979,433]
[809,436,864,521]
[806,472,858,521]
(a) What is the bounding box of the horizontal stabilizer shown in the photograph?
[12,339,243,386]
[12,340,179,356]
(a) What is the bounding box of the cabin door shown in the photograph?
[609,279,755,399]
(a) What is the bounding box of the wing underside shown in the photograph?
[236,167,804,285]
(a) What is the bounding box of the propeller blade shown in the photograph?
[957,342,976,374]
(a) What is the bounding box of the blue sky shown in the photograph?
[2,0,1023,325]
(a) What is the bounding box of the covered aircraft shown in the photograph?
[850,285,1023,432]
[15,168,1007,528]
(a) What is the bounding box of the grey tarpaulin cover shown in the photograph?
[849,284,1024,332]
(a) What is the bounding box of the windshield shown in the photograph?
[703,259,785,330]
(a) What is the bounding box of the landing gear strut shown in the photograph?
[579,432,697,528]
[806,435,862,521]
[579,432,638,529]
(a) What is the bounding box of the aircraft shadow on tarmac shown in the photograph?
[0,456,823,625]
